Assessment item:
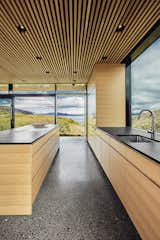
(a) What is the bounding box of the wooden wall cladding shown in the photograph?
[87,63,126,129]
[95,64,126,127]
[0,0,159,83]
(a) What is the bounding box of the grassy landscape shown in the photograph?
[132,109,160,132]
[0,107,85,136]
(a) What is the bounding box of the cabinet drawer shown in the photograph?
[109,147,127,202]
[110,137,126,157]
[125,160,160,240]
[125,146,160,187]
[95,129,110,144]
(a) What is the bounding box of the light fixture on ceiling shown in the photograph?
[101,56,108,61]
[116,24,125,32]
[72,79,76,86]
[17,25,27,33]
[36,56,42,60]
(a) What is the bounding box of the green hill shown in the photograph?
[132,109,160,132]
[0,107,85,135]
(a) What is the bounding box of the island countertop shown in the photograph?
[0,124,58,144]
[0,124,59,215]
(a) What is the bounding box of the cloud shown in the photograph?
[132,38,160,114]
[14,95,85,115]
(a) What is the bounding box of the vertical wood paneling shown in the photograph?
[95,64,126,127]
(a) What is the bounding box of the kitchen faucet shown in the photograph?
[138,109,155,140]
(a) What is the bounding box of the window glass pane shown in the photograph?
[56,84,86,94]
[131,38,160,132]
[0,84,8,94]
[13,84,55,94]
[56,94,86,136]
[88,86,96,134]
[0,98,11,130]
[15,96,55,127]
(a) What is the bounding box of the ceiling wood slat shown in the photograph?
[0,0,159,84]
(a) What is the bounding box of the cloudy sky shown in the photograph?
[14,95,85,116]
[132,37,160,115]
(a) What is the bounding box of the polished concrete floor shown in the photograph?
[0,137,140,240]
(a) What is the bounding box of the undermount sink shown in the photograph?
[117,135,154,143]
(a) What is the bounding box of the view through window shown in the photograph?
[56,84,86,136]
[57,94,86,136]
[131,37,160,132]
[0,84,86,136]
[0,98,11,130]
[15,97,55,127]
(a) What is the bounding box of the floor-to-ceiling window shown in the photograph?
[14,84,55,127]
[0,98,11,130]
[0,84,11,130]
[131,37,160,132]
[0,83,86,136]
[56,84,86,136]
[14,96,55,127]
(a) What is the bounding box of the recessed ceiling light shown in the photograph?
[45,71,50,74]
[102,56,108,61]
[36,56,42,60]
[72,79,76,86]
[17,25,27,33]
[116,24,125,32]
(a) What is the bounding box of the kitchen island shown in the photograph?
[0,124,59,215]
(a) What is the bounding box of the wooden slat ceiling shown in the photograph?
[0,0,159,84]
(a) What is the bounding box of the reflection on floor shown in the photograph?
[0,137,140,240]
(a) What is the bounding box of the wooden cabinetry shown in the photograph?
[89,128,160,240]
[32,128,59,203]
[0,127,59,215]
[125,159,160,240]
[109,147,127,203]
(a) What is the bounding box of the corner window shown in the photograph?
[131,37,160,132]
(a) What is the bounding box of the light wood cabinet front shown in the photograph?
[125,159,160,240]
[109,148,127,203]
[89,129,160,239]
[0,127,59,215]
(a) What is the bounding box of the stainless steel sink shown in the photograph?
[117,135,154,143]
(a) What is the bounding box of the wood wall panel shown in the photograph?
[87,63,125,131]
[0,0,159,83]
[95,64,126,127]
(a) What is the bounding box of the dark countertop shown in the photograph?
[0,124,58,144]
[97,127,160,164]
